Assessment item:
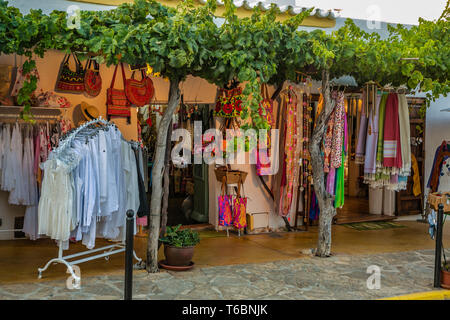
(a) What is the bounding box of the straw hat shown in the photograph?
[81,101,100,121]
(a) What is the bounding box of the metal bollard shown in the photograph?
[124,210,134,300]
[434,204,444,288]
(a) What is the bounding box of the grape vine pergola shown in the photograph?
[0,0,448,272]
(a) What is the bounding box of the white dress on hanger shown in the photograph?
[1,124,12,191]
[38,158,74,242]
[8,123,26,205]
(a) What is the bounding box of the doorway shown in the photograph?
[166,103,211,227]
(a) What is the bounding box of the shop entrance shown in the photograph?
[167,104,211,226]
[141,103,212,227]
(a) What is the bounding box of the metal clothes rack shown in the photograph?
[37,117,142,287]
[0,108,62,235]
[37,240,142,288]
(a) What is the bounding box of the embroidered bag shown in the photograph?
[218,176,232,227]
[55,53,85,94]
[256,83,274,176]
[214,87,243,118]
[84,58,102,98]
[232,176,247,229]
[106,63,131,123]
[125,69,154,107]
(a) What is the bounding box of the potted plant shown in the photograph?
[159,224,200,267]
[441,261,450,289]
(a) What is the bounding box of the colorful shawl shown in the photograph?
[411,154,421,196]
[323,109,335,173]
[330,91,345,169]
[383,93,402,169]
[364,94,381,176]
[355,93,367,164]
[334,108,348,209]
[398,93,411,176]
[376,93,388,168]
[280,91,299,216]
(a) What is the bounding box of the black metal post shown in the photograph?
[124,210,134,300]
[434,204,444,288]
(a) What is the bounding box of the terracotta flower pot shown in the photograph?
[441,268,450,289]
[164,245,194,266]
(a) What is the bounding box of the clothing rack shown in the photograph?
[0,116,61,236]
[37,117,143,287]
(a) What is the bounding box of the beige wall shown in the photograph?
[0,49,323,237]
[0,51,218,239]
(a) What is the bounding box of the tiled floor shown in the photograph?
[0,220,447,285]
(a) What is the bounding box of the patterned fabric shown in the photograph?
[218,194,232,227]
[214,87,243,118]
[383,93,402,168]
[355,92,367,164]
[256,83,274,176]
[330,91,345,169]
[376,93,388,167]
[84,59,102,98]
[125,70,154,107]
[232,196,247,229]
[281,91,299,216]
[398,94,411,176]
[107,63,131,123]
[323,109,335,173]
[55,53,85,94]
[334,108,348,208]
[10,66,40,97]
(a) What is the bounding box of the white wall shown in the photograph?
[425,95,450,192]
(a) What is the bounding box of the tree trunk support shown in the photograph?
[147,77,181,273]
[309,70,336,257]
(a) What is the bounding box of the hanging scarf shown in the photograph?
[355,93,367,164]
[376,93,388,168]
[398,93,411,176]
[323,109,335,173]
[411,154,421,196]
[330,91,345,169]
[383,93,402,169]
[364,94,381,178]
[334,108,348,209]
[281,91,299,216]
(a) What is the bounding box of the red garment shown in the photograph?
[383,93,402,168]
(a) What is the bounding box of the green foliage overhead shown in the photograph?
[0,0,448,122]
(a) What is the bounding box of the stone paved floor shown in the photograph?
[0,249,446,300]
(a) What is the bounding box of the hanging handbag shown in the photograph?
[214,87,243,118]
[256,83,274,176]
[106,63,131,123]
[232,176,247,229]
[55,53,85,94]
[218,176,232,227]
[84,58,102,98]
[125,69,154,107]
